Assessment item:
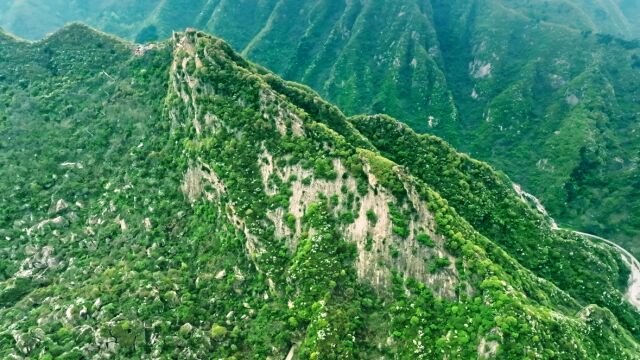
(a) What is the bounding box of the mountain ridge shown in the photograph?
[1,24,640,358]
[2,1,639,258]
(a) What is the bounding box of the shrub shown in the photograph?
[366,209,378,223]
[416,233,435,247]
[211,324,228,339]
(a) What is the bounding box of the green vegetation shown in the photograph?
[3,0,639,259]
[428,257,451,273]
[352,114,640,340]
[416,233,435,247]
[210,324,228,339]
[429,0,640,258]
[0,24,639,359]
[365,210,378,225]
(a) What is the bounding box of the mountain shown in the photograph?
[1,0,640,259]
[431,0,640,256]
[3,1,640,42]
[1,24,640,359]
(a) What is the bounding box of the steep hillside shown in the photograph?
[1,0,639,257]
[3,0,639,41]
[1,25,640,359]
[430,0,640,256]
[351,115,640,335]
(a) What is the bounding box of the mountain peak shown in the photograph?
[50,22,102,36]
[171,28,250,67]
[41,22,127,48]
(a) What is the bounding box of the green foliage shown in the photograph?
[0,278,35,307]
[0,25,638,360]
[339,211,355,224]
[313,157,337,180]
[351,114,640,341]
[428,257,451,273]
[1,0,640,264]
[285,213,296,230]
[416,233,435,247]
[388,202,410,238]
[365,236,373,252]
[210,324,228,339]
[366,209,377,224]
[358,149,405,200]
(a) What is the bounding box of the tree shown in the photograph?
[210,324,227,340]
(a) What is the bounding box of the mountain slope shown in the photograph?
[351,114,640,336]
[1,25,640,359]
[430,0,640,256]
[3,0,638,41]
[1,0,640,258]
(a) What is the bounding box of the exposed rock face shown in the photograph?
[345,163,457,296]
[254,127,458,294]
[477,328,502,359]
[169,30,461,297]
[15,245,59,278]
[181,162,226,203]
[469,59,492,79]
